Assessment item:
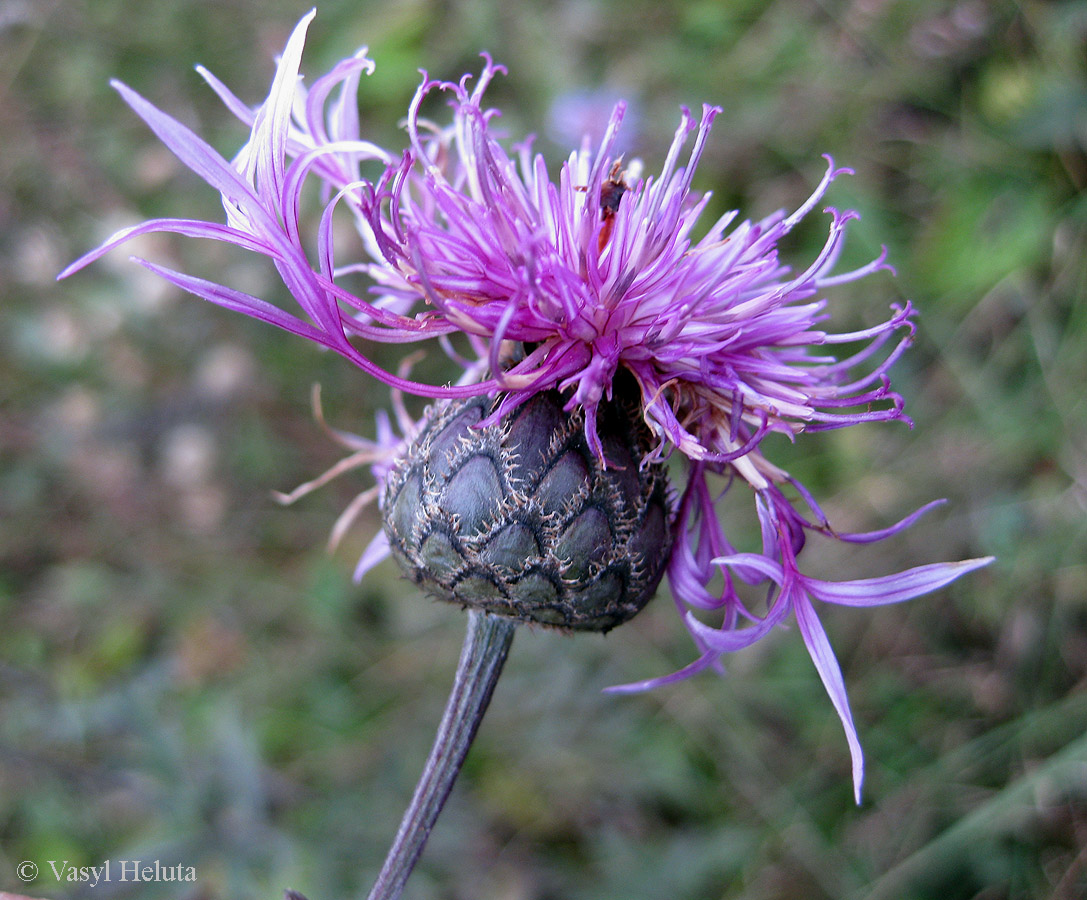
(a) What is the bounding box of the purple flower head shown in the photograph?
[60,10,992,801]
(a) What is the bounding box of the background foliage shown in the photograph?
[2,1,1085,898]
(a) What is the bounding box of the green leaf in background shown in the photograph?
[914,179,1052,308]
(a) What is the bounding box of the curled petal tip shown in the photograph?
[821,154,854,179]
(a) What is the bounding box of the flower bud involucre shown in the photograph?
[382,388,674,632]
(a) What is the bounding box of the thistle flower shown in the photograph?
[60,8,991,812]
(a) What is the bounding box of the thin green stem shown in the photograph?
[365,609,517,900]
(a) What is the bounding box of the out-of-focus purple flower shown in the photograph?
[60,10,992,801]
[547,87,642,152]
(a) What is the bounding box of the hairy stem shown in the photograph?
[366,609,517,900]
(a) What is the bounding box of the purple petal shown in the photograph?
[604,651,721,694]
[196,64,256,127]
[134,259,336,345]
[354,530,390,581]
[58,218,276,281]
[683,609,782,653]
[793,594,865,804]
[806,557,995,607]
[832,499,946,544]
[251,9,314,214]
[109,80,277,237]
[711,552,785,586]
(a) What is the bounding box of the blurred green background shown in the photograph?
[2,1,1085,898]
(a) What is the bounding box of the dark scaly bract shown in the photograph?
[383,389,673,631]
